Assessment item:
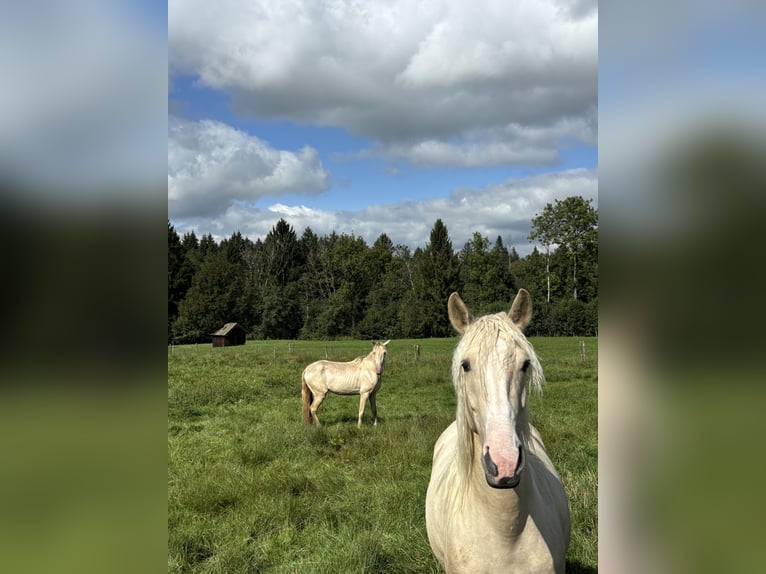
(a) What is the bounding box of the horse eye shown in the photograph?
[461,360,471,372]
[521,360,531,373]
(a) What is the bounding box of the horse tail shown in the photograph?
[301,371,313,425]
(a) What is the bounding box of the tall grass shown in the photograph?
[168,337,597,572]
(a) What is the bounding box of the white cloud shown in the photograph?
[395,1,595,89]
[169,0,597,168]
[171,169,597,257]
[388,139,558,168]
[168,117,330,218]
[340,112,597,168]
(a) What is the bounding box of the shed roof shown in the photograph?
[211,322,245,336]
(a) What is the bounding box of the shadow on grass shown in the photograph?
[566,559,597,573]
[314,414,382,427]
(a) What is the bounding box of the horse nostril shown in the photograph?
[482,448,498,477]
[496,475,520,488]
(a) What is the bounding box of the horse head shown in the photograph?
[371,339,390,375]
[448,289,542,489]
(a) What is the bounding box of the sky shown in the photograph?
[168,0,598,256]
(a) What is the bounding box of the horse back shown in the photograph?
[302,359,377,395]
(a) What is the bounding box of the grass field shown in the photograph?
[168,337,597,573]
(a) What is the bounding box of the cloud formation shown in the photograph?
[168,117,330,217]
[171,168,597,257]
[169,0,597,168]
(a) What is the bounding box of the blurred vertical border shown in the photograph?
[600,1,766,573]
[0,1,167,573]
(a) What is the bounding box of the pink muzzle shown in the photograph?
[482,444,525,488]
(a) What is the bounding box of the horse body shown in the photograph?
[426,290,570,573]
[301,340,390,428]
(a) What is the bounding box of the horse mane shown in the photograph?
[450,312,545,487]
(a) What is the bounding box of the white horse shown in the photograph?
[426,290,570,573]
[301,340,390,428]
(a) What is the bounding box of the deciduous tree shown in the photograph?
[530,196,597,300]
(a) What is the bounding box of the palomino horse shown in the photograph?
[426,290,570,573]
[301,340,390,428]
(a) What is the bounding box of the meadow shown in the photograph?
[168,337,597,573]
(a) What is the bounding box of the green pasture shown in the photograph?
[168,337,597,573]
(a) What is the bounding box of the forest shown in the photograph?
[168,197,597,343]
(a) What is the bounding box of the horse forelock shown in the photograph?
[454,313,544,389]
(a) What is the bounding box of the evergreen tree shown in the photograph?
[168,221,184,341]
[358,233,403,339]
[458,232,515,315]
[173,247,242,342]
[412,220,460,337]
[168,209,598,340]
[459,232,490,311]
[487,236,516,308]
[176,230,202,321]
[199,233,218,257]
[263,219,302,287]
[493,235,511,266]
[257,220,303,339]
[297,227,321,336]
[172,231,258,342]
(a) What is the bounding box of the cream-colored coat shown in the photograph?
[426,422,570,573]
[301,340,389,428]
[425,291,570,573]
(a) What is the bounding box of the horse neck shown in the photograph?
[451,409,532,534]
[466,431,531,534]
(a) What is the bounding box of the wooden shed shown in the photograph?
[211,322,247,347]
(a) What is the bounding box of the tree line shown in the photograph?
[168,197,597,342]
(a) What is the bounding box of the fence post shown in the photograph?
[579,340,586,362]
[414,344,420,362]
[325,345,329,359]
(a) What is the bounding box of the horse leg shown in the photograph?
[310,391,326,427]
[357,392,370,428]
[369,392,378,426]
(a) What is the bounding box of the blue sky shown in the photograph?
[168,0,598,256]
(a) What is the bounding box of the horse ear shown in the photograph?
[509,288,532,330]
[448,292,473,334]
